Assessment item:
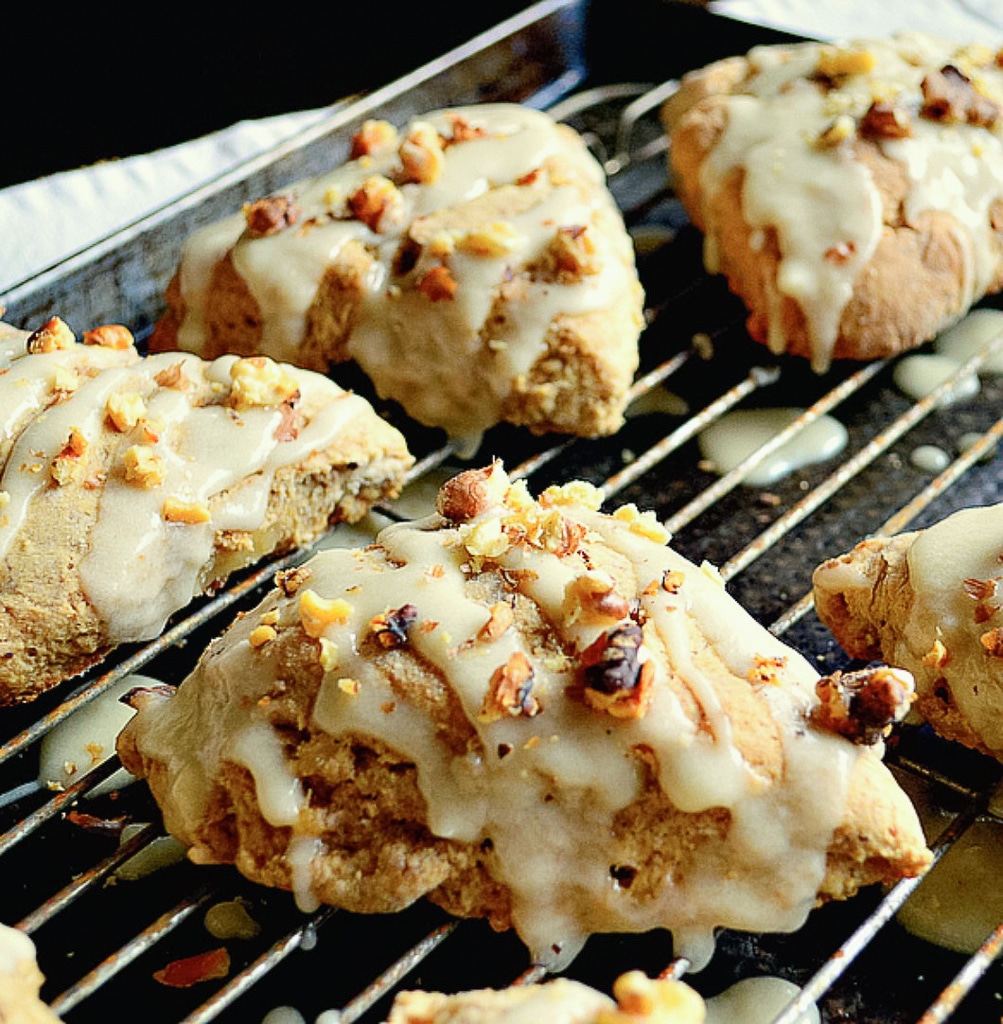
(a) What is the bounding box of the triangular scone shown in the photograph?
[0,318,412,703]
[148,104,645,448]
[0,923,61,1024]
[118,465,930,972]
[662,33,1003,372]
[814,504,1003,760]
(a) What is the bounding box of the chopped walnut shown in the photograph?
[816,114,855,148]
[612,503,669,544]
[318,637,339,672]
[83,324,135,350]
[456,221,520,258]
[479,651,540,722]
[26,316,75,354]
[922,639,950,669]
[369,604,419,649]
[824,241,857,264]
[478,601,514,642]
[436,464,508,523]
[350,119,398,159]
[811,665,915,745]
[859,102,913,139]
[921,64,1001,127]
[964,577,998,601]
[662,570,685,594]
[580,622,654,719]
[299,589,352,638]
[547,225,600,281]
[276,566,312,597]
[444,113,488,145]
[349,175,405,233]
[539,480,605,511]
[564,572,631,625]
[228,357,300,410]
[162,498,212,524]
[399,121,446,185]
[106,392,147,432]
[244,195,301,238]
[417,265,458,302]
[50,428,88,486]
[816,45,876,79]
[122,445,166,488]
[248,625,277,648]
[980,627,1003,657]
[154,362,190,390]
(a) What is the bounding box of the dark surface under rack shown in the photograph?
[4,2,1003,1021]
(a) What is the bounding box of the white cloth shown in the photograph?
[4,3,1003,294]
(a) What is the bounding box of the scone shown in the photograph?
[0,317,412,703]
[663,33,1003,372]
[118,464,931,973]
[813,503,1003,760]
[386,971,705,1024]
[149,104,645,447]
[0,924,61,1024]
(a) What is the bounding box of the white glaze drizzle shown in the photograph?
[173,104,639,440]
[127,467,874,973]
[0,336,390,643]
[691,33,1003,371]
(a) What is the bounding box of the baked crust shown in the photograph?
[149,105,645,444]
[119,465,930,971]
[0,319,412,703]
[663,34,1003,370]
[813,506,1003,759]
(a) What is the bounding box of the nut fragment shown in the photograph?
[564,572,631,625]
[417,265,458,302]
[811,665,915,744]
[456,221,519,258]
[369,604,419,649]
[106,392,148,432]
[479,651,540,722]
[579,622,654,719]
[436,464,507,523]
[816,114,855,148]
[980,627,1003,657]
[50,428,88,486]
[399,121,446,185]
[478,601,514,642]
[921,64,1001,127]
[122,445,166,488]
[26,316,75,354]
[444,113,488,145]
[299,589,352,638]
[248,625,278,649]
[816,45,876,79]
[546,225,600,281]
[349,175,405,233]
[244,195,301,238]
[83,324,135,350]
[228,356,301,410]
[859,101,913,139]
[162,498,212,525]
[276,566,312,597]
[350,119,398,159]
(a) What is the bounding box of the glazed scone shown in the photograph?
[813,504,1003,760]
[0,924,60,1024]
[386,971,705,1024]
[663,33,1003,371]
[118,464,930,972]
[149,104,645,448]
[0,317,412,703]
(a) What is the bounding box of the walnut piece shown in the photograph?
[228,356,300,411]
[859,102,913,139]
[83,324,135,350]
[244,195,301,238]
[921,64,1001,127]
[811,665,914,744]
[580,622,654,719]
[106,392,147,432]
[27,316,75,354]
[299,590,352,638]
[369,604,419,649]
[122,445,166,488]
[479,652,540,722]
[50,428,88,486]
[349,175,405,233]
[399,121,446,185]
[162,498,212,525]
[436,464,507,523]
[417,265,458,302]
[350,119,398,159]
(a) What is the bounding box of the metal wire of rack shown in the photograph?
[4,74,1003,1024]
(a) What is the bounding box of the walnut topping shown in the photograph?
[546,225,600,281]
[612,503,670,544]
[244,195,301,238]
[921,65,1001,127]
[26,316,75,354]
[122,445,166,488]
[348,175,405,233]
[811,665,915,745]
[444,113,488,145]
[318,637,339,672]
[816,114,855,148]
[154,362,190,390]
[816,45,876,79]
[922,639,950,669]
[662,570,685,594]
[417,265,458,302]
[276,566,312,597]
[980,627,1003,657]
[83,324,135,350]
[859,101,913,139]
[479,652,540,722]
[50,428,88,485]
[456,221,519,258]
[350,119,398,159]
[299,590,352,638]
[579,622,654,719]
[436,464,508,522]
[228,356,300,410]
[248,625,277,648]
[747,654,788,686]
[478,601,514,642]
[162,498,212,525]
[369,604,419,649]
[106,392,147,432]
[964,577,997,601]
[564,572,631,625]
[399,121,446,185]
[539,480,605,511]
[824,241,857,264]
